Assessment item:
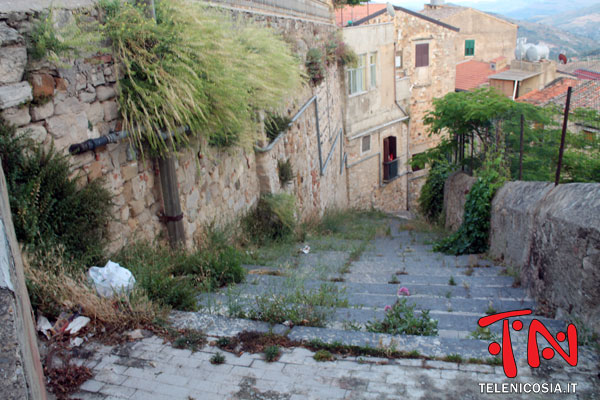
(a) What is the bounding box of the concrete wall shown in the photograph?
[0,162,47,399]
[208,0,333,23]
[442,177,600,336]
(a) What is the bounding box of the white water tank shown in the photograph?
[525,44,550,62]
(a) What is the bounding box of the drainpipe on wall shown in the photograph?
[393,41,411,211]
[512,79,519,100]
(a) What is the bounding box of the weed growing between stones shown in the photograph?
[443,354,463,363]
[470,326,499,342]
[242,193,297,245]
[314,350,335,362]
[264,345,281,362]
[242,282,348,327]
[365,299,438,337]
[277,158,294,187]
[500,265,522,287]
[210,353,226,365]
[389,274,400,284]
[485,303,497,315]
[173,329,207,352]
[265,114,292,143]
[448,276,456,286]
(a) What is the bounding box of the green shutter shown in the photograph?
[465,40,475,56]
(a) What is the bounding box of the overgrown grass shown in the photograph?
[24,251,164,325]
[242,193,296,245]
[113,239,246,311]
[173,329,206,352]
[234,281,348,327]
[92,0,303,154]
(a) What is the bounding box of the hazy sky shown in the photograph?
[370,0,596,13]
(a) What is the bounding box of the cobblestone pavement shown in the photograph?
[73,216,600,399]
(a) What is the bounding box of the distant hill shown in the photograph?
[493,14,598,59]
[533,3,600,42]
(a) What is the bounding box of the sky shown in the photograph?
[370,0,598,15]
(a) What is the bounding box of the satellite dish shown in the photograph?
[386,2,396,17]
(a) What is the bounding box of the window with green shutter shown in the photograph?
[465,40,475,56]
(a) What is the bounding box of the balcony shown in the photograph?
[383,158,399,183]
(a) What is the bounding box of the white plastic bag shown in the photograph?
[88,260,136,298]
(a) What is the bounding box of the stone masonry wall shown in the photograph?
[443,176,600,336]
[0,2,347,251]
[443,171,476,232]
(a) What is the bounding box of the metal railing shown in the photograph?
[208,0,333,23]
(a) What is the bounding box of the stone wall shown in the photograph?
[443,176,600,336]
[0,1,347,251]
[443,171,476,232]
[0,163,47,399]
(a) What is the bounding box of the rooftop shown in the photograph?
[335,4,386,27]
[518,78,600,113]
[557,59,600,75]
[488,69,541,82]
[456,60,508,91]
[419,4,465,20]
[518,78,580,105]
[347,5,460,32]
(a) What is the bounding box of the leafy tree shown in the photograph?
[333,0,370,7]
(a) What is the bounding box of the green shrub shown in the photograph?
[305,48,325,86]
[365,299,438,336]
[28,10,73,60]
[210,352,225,365]
[335,41,358,67]
[93,0,302,154]
[277,159,294,187]
[264,114,292,142]
[0,120,112,269]
[264,345,280,362]
[173,329,206,352]
[243,193,296,244]
[433,153,508,255]
[418,162,453,223]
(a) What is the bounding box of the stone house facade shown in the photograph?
[342,22,409,212]
[347,5,458,210]
[420,0,518,64]
[0,0,349,252]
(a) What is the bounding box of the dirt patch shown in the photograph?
[217,331,301,355]
[45,364,92,399]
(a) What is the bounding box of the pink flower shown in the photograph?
[397,287,410,297]
[384,305,392,312]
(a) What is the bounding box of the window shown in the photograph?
[347,54,367,95]
[415,43,429,67]
[361,135,371,153]
[383,136,398,182]
[369,53,377,88]
[465,40,475,56]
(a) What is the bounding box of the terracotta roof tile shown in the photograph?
[335,4,386,27]
[456,60,507,91]
[518,78,600,113]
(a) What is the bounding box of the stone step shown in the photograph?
[241,275,530,300]
[331,308,565,335]
[170,311,497,360]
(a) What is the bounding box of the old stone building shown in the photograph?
[342,5,458,210]
[420,0,517,64]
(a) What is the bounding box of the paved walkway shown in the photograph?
[73,216,600,399]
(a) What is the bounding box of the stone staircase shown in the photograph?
[171,216,573,364]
